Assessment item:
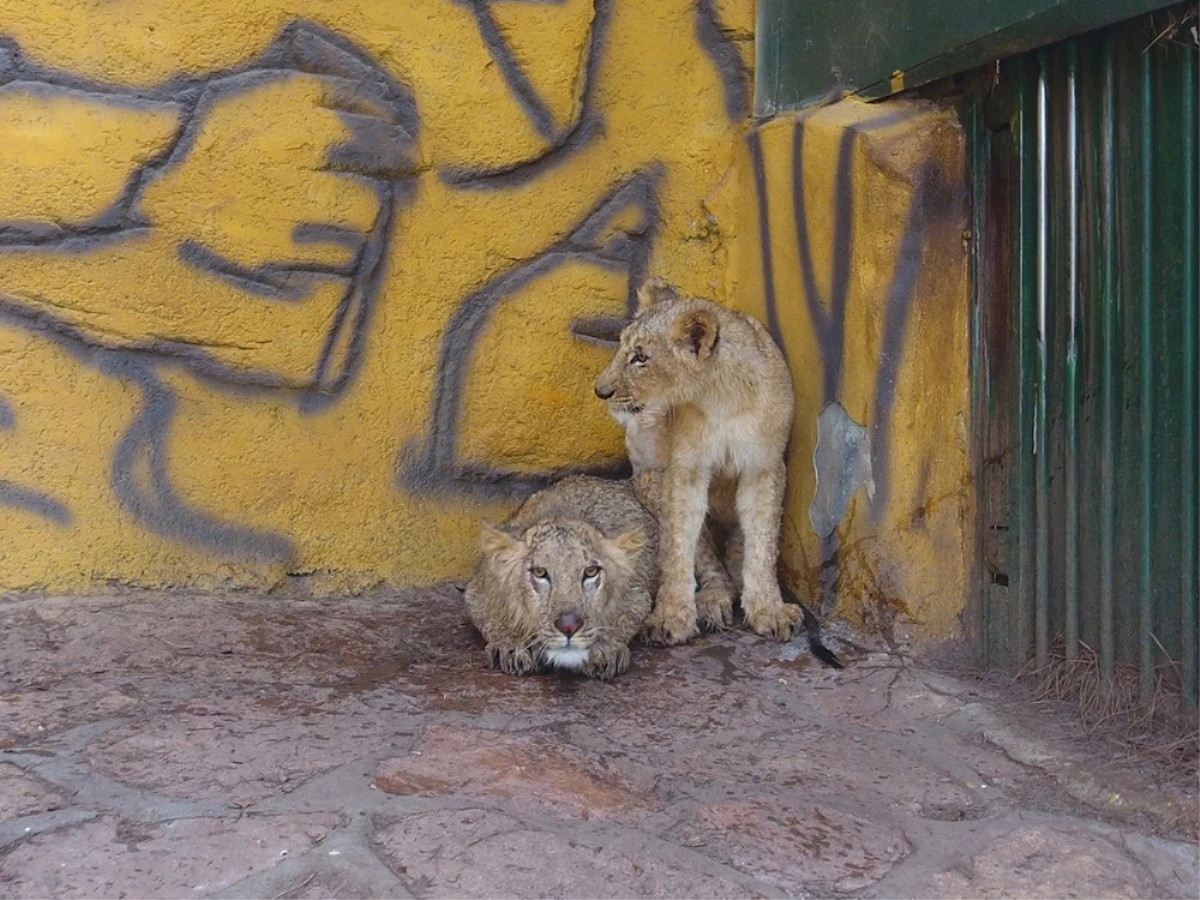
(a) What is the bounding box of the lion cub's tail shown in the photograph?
[781,585,845,669]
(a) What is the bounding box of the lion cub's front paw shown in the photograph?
[585,642,631,681]
[642,586,700,646]
[743,598,802,640]
[695,578,735,632]
[486,644,537,675]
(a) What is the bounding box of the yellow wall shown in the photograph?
[0,1,971,640]
[0,0,753,593]
[732,99,972,640]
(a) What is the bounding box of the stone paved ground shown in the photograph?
[0,587,1196,899]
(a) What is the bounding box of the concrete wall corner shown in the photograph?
[733,96,974,642]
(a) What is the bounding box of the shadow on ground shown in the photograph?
[0,586,1196,899]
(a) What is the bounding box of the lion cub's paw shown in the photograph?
[487,644,538,676]
[744,600,802,641]
[643,588,700,645]
[585,642,631,681]
[695,579,735,632]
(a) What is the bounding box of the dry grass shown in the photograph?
[1019,639,1199,777]
[1145,3,1199,52]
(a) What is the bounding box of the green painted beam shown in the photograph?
[756,0,1185,115]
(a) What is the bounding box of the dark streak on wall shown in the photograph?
[400,169,662,500]
[0,480,72,527]
[752,105,960,608]
[694,0,750,121]
[439,0,615,189]
[0,397,72,526]
[0,23,413,559]
[0,3,754,564]
[458,0,560,141]
[107,358,297,562]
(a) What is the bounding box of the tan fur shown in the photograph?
[464,475,657,680]
[608,404,736,631]
[595,278,799,645]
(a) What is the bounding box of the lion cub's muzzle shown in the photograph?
[541,609,593,671]
[555,609,583,637]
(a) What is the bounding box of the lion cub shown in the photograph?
[610,398,843,668]
[595,278,798,646]
[464,475,657,681]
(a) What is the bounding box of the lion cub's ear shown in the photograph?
[479,522,520,558]
[602,526,645,579]
[612,526,646,556]
[635,276,675,314]
[672,306,720,361]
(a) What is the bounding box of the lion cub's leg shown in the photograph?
[708,475,742,596]
[694,526,735,630]
[736,461,801,640]
[486,643,538,676]
[645,464,711,645]
[723,525,744,594]
[635,469,732,631]
[584,637,633,681]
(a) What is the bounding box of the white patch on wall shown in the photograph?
[809,401,875,538]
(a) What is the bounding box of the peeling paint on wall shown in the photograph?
[735,97,973,641]
[810,401,873,540]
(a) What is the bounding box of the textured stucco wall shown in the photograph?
[733,98,972,641]
[0,2,971,642]
[0,0,753,592]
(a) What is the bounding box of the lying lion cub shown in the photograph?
[595,277,802,646]
[464,475,657,681]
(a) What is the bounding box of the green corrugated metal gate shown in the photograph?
[757,0,1199,705]
[966,9,1198,705]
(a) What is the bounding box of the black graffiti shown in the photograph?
[694,0,750,121]
[0,23,415,401]
[790,107,924,406]
[439,0,613,189]
[0,481,71,527]
[400,169,663,499]
[0,395,72,527]
[0,304,297,558]
[0,3,753,561]
[747,130,786,361]
[870,159,952,526]
[442,0,751,189]
[457,0,559,140]
[0,22,413,559]
[749,106,963,606]
[107,357,296,563]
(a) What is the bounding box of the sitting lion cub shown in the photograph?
[464,475,657,681]
[595,278,799,646]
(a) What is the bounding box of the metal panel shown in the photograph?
[968,6,1199,705]
[755,0,1184,115]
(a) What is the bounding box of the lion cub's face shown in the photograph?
[594,285,719,413]
[480,521,644,669]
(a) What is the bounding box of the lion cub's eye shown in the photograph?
[530,567,548,580]
[630,347,648,366]
[583,565,601,579]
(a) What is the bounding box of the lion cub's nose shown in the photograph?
[594,384,615,400]
[555,610,584,637]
